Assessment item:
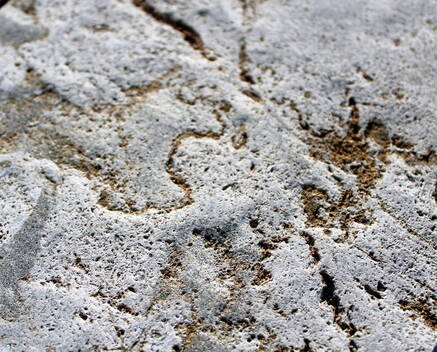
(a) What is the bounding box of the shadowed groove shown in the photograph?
[0,0,10,9]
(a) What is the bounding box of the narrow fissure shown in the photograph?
[320,270,358,351]
[300,232,320,264]
[239,41,255,84]
[133,0,214,61]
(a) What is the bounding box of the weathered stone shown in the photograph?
[0,0,435,351]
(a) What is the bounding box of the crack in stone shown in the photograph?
[133,0,215,61]
[239,41,255,85]
[242,88,262,102]
[0,0,10,9]
[319,270,359,351]
[299,231,320,265]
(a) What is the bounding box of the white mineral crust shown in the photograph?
[0,0,435,351]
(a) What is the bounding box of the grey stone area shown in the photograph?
[0,0,436,350]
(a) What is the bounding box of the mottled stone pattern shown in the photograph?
[0,0,436,351]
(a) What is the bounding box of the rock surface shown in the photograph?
[0,0,436,351]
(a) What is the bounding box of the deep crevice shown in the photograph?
[0,0,10,9]
[133,0,215,61]
[239,41,255,84]
[242,89,262,102]
[364,284,382,299]
[320,270,358,351]
[300,232,320,264]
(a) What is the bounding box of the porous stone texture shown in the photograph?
[0,0,436,351]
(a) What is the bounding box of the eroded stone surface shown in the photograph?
[0,0,435,351]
